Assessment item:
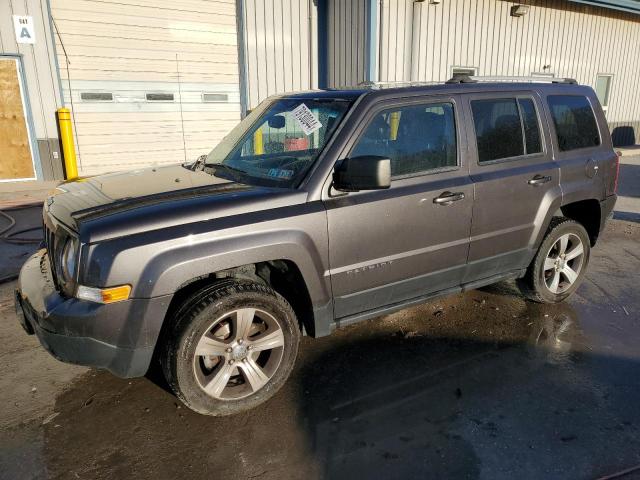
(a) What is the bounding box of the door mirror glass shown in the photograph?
[333,155,391,192]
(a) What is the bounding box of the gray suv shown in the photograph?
[16,77,618,415]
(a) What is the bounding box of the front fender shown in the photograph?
[141,229,330,304]
[82,201,331,312]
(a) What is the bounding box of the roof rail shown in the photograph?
[446,74,578,84]
[358,80,442,89]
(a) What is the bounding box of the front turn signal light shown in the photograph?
[76,284,132,304]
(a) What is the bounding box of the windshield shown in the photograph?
[204,97,352,188]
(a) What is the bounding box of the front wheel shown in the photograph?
[161,281,300,416]
[518,218,591,303]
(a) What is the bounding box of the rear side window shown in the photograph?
[351,102,457,178]
[471,97,542,163]
[548,95,600,151]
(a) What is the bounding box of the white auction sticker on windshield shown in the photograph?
[291,103,322,136]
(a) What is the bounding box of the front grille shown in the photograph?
[43,221,61,291]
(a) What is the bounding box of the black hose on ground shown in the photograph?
[0,205,43,285]
[0,206,43,245]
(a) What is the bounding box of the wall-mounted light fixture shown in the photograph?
[510,4,529,17]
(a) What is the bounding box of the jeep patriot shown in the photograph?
[16,76,618,415]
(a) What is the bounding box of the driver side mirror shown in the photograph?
[333,155,391,192]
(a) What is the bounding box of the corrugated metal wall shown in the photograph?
[50,0,242,175]
[326,0,368,87]
[0,0,63,180]
[377,0,640,144]
[241,0,317,110]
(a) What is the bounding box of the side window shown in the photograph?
[518,98,542,155]
[471,97,544,163]
[548,95,601,151]
[351,102,457,178]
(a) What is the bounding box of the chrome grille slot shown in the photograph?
[43,222,62,291]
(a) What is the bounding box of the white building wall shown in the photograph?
[326,0,368,87]
[50,0,242,175]
[377,0,640,144]
[241,0,318,110]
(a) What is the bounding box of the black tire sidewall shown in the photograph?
[165,283,300,416]
[532,220,591,303]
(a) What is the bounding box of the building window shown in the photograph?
[80,92,113,102]
[595,74,613,111]
[145,93,174,102]
[202,93,229,103]
[351,102,458,178]
[451,66,478,77]
[548,95,601,151]
[471,97,542,163]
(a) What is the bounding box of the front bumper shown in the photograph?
[15,249,171,378]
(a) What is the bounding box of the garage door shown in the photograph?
[50,0,241,176]
[0,57,36,181]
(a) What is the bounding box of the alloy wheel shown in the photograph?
[543,233,585,294]
[192,308,285,400]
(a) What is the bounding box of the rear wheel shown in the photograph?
[518,218,590,303]
[161,281,300,416]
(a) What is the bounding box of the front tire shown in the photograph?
[518,218,590,303]
[161,281,300,416]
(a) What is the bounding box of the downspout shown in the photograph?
[235,0,250,117]
[365,0,380,83]
[316,0,329,88]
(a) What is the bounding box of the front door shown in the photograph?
[0,57,35,181]
[324,97,473,319]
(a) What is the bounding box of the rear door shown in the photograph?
[545,93,612,203]
[463,92,561,282]
[323,95,473,319]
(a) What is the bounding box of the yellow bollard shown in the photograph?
[253,126,264,155]
[57,108,78,179]
[389,111,400,141]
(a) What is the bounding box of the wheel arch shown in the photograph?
[560,199,602,246]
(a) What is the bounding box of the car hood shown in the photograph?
[45,164,307,242]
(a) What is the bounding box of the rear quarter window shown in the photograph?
[547,95,600,151]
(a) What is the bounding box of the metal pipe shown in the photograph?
[57,108,78,179]
[253,127,264,155]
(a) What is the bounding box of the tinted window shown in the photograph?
[471,99,524,162]
[518,98,542,154]
[548,95,600,151]
[351,102,457,177]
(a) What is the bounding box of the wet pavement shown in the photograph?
[0,206,43,282]
[0,218,638,480]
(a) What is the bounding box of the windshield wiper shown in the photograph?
[206,163,248,176]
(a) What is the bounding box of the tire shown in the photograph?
[518,217,591,304]
[161,281,300,416]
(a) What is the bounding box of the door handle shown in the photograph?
[433,191,465,205]
[528,175,552,186]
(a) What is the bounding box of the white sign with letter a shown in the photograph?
[13,16,36,45]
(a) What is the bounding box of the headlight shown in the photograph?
[61,237,79,282]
